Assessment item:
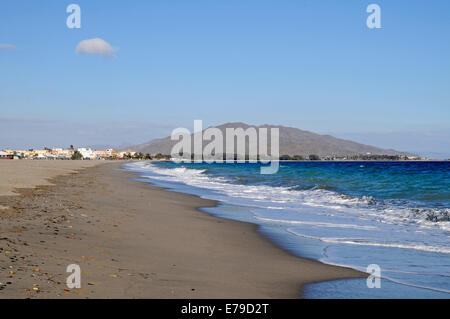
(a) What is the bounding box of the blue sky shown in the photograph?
[1,0,449,157]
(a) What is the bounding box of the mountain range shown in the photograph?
[126,122,412,157]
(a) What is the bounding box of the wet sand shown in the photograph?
[0,161,364,298]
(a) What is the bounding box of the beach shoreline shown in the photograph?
[0,161,364,298]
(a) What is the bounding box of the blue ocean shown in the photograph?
[124,161,450,298]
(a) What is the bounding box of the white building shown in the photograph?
[105,149,115,157]
[77,148,95,160]
[0,151,10,159]
[118,151,136,158]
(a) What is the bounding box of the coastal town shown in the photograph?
[0,147,431,161]
[0,147,167,160]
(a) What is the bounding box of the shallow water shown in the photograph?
[124,161,450,298]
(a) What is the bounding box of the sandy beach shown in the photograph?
[0,161,364,298]
[0,160,102,197]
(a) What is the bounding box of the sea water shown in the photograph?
[124,161,450,298]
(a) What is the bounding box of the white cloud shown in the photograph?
[76,38,119,58]
[0,44,16,50]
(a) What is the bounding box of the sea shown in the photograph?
[124,161,450,298]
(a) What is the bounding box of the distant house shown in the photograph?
[93,150,108,159]
[46,154,58,160]
[0,151,20,160]
[33,150,50,159]
[106,149,116,157]
[51,148,73,159]
[51,148,63,154]
[77,148,95,160]
[0,151,11,159]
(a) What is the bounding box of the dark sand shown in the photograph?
[0,161,364,298]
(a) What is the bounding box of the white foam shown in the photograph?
[286,229,450,254]
[125,162,450,256]
[255,217,378,230]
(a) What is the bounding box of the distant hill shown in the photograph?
[126,122,412,157]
